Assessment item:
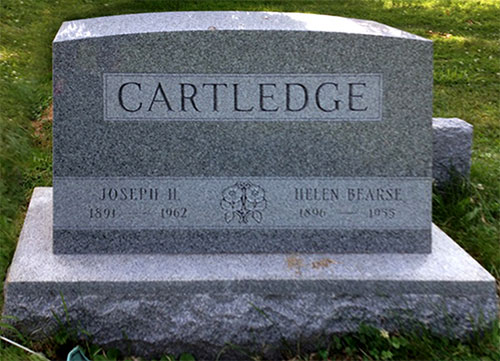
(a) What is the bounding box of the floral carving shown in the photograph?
[221,182,267,224]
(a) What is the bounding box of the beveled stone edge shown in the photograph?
[53,11,430,43]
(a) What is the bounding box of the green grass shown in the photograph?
[1,321,499,361]
[1,0,499,359]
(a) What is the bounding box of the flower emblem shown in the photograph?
[220,182,267,224]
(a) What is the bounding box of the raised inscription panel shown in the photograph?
[104,74,382,121]
[54,177,430,230]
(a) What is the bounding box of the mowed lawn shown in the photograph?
[0,0,499,360]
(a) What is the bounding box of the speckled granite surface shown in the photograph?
[433,117,473,184]
[4,13,489,358]
[3,188,497,359]
[52,11,433,253]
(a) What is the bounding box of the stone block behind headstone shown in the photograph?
[433,117,473,184]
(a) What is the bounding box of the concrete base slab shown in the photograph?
[2,187,497,359]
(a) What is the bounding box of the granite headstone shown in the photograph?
[3,12,496,359]
[52,11,433,254]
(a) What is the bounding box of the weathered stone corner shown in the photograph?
[433,117,473,185]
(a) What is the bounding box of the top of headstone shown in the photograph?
[54,11,427,43]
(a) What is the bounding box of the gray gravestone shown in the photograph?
[3,12,496,359]
[433,117,473,184]
[52,11,433,254]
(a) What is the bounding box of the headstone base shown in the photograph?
[3,188,497,359]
